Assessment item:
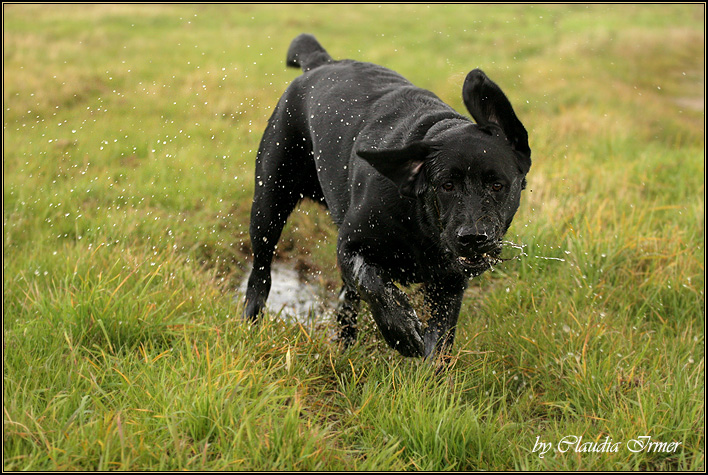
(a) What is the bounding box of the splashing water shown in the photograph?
[500,240,567,264]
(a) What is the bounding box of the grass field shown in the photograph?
[3,4,705,471]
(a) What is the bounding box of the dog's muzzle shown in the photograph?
[454,226,503,276]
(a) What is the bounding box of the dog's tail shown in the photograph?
[286,34,333,72]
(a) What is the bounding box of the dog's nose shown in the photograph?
[457,226,496,252]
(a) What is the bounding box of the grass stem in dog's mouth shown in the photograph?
[457,241,528,272]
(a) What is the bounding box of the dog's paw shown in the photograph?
[389,315,425,357]
[372,286,425,357]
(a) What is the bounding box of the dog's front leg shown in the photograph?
[339,252,425,357]
[422,282,466,360]
[334,285,360,349]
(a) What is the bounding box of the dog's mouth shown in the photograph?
[456,252,500,276]
[454,240,528,276]
[453,237,505,276]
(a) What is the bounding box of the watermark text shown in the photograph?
[531,435,681,458]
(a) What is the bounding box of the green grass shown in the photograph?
[3,4,704,471]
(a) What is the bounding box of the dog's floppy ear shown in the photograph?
[463,69,531,173]
[357,142,432,198]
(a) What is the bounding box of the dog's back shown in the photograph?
[277,34,465,224]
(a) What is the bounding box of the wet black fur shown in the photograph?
[244,34,531,359]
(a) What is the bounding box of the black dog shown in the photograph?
[244,34,531,359]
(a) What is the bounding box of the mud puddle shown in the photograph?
[239,262,334,325]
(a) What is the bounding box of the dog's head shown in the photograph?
[358,69,530,276]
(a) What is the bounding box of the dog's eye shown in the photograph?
[442,182,455,192]
[491,183,504,192]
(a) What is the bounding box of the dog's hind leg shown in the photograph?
[243,178,300,321]
[243,105,315,321]
[243,186,299,321]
